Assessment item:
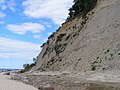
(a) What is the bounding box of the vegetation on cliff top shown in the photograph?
[68,0,97,19]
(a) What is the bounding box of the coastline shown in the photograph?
[0,75,37,90]
[11,70,120,90]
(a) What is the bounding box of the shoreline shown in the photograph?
[0,75,38,90]
[12,70,120,90]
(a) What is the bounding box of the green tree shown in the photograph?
[68,0,97,18]
[23,64,29,69]
[33,57,37,64]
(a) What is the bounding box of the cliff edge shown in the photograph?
[34,0,120,72]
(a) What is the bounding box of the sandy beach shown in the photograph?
[0,75,37,90]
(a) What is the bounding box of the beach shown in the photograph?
[0,75,37,90]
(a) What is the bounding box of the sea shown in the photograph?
[0,68,20,72]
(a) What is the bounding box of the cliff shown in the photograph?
[34,0,120,72]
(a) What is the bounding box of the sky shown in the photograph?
[0,0,73,69]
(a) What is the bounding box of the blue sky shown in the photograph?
[0,0,73,69]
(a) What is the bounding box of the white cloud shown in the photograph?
[33,35,41,39]
[0,0,16,11]
[7,23,45,34]
[43,22,51,28]
[0,11,6,18]
[48,32,52,36]
[0,0,5,4]
[22,0,73,25]
[1,5,6,10]
[33,35,47,42]
[0,21,5,24]
[0,0,6,10]
[0,1,6,22]
[7,0,16,12]
[0,0,5,7]
[0,37,40,60]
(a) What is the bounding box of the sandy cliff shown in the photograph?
[34,0,120,72]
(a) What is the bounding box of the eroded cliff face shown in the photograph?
[34,0,120,72]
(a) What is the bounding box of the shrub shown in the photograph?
[91,65,96,70]
[20,63,35,73]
